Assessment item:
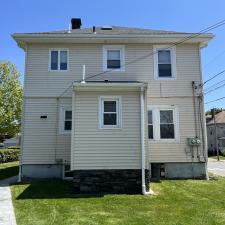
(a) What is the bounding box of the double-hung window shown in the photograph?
[148,106,178,141]
[64,110,72,131]
[50,49,68,71]
[159,110,175,139]
[60,108,72,134]
[153,45,176,79]
[148,110,153,139]
[103,45,125,71]
[99,97,121,129]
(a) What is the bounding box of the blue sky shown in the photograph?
[1,0,225,111]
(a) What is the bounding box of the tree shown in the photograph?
[205,108,223,116]
[0,62,23,141]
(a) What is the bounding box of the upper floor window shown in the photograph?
[99,96,121,129]
[103,45,125,72]
[49,49,68,71]
[153,45,176,80]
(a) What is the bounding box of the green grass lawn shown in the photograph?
[11,175,225,225]
[0,161,19,180]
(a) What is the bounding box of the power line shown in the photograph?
[82,19,225,82]
[205,82,225,95]
[204,78,225,92]
[58,19,225,97]
[205,96,225,104]
[203,49,225,69]
[203,69,225,85]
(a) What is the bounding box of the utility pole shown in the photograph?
[212,108,219,161]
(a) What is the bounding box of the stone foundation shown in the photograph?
[73,169,150,194]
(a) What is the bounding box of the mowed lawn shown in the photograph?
[11,175,225,225]
[0,161,19,180]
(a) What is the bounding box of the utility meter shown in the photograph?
[187,138,201,146]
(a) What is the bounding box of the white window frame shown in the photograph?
[99,96,122,129]
[153,45,176,80]
[147,105,179,142]
[103,45,125,72]
[49,48,69,71]
[59,106,72,134]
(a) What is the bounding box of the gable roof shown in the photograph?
[207,111,225,125]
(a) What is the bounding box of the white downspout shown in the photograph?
[140,86,153,195]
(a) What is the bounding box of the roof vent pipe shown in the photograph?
[71,18,82,29]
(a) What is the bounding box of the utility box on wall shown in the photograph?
[187,138,201,146]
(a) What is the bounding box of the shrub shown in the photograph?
[222,149,225,157]
[7,146,20,150]
[0,149,20,163]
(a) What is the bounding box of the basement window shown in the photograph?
[49,49,68,71]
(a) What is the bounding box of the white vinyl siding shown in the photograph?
[22,98,72,164]
[25,43,200,98]
[22,42,205,166]
[147,98,204,163]
[71,91,141,170]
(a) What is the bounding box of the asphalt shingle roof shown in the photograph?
[22,26,193,35]
[207,111,225,125]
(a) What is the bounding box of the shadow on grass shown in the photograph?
[0,166,19,180]
[14,179,148,200]
[14,180,106,200]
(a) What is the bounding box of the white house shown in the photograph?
[13,18,213,194]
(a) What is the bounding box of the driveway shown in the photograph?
[208,158,225,177]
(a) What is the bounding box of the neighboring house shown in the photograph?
[207,111,225,155]
[12,18,213,194]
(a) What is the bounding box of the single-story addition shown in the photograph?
[12,18,213,194]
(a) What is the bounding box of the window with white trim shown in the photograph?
[153,45,176,79]
[99,97,121,128]
[148,110,153,139]
[64,110,72,131]
[50,49,68,71]
[103,45,125,71]
[59,107,72,134]
[159,110,175,139]
[148,106,178,141]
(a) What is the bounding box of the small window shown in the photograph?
[153,45,176,79]
[107,50,121,69]
[148,110,153,139]
[50,49,68,71]
[158,50,172,77]
[99,97,121,128]
[64,110,72,131]
[160,110,175,139]
[103,46,125,72]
